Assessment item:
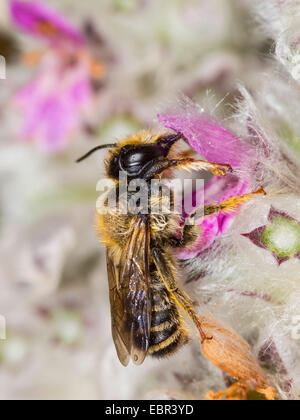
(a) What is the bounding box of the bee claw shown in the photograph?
[254,186,266,196]
[211,164,232,177]
[201,334,213,344]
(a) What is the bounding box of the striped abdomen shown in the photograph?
[148,284,189,358]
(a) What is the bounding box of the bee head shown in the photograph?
[108,133,182,179]
[76,132,182,180]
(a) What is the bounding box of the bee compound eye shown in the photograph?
[119,145,163,176]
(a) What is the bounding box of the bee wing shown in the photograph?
[106,250,131,367]
[106,215,152,366]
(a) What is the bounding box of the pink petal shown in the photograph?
[158,104,256,169]
[10,0,85,45]
[157,101,259,258]
[178,176,248,259]
[15,57,92,152]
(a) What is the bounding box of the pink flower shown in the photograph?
[10,0,85,46]
[158,102,259,258]
[10,0,105,152]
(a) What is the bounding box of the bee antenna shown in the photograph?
[76,144,117,163]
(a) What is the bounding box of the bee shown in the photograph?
[77,130,265,366]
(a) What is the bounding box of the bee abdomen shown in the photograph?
[149,289,188,358]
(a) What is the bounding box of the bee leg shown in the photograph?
[169,224,199,248]
[175,188,266,246]
[142,158,232,180]
[203,187,266,216]
[171,287,212,343]
[185,187,266,222]
[142,159,177,180]
[169,158,232,177]
[151,248,211,343]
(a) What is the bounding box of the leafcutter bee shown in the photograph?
[77,130,264,366]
